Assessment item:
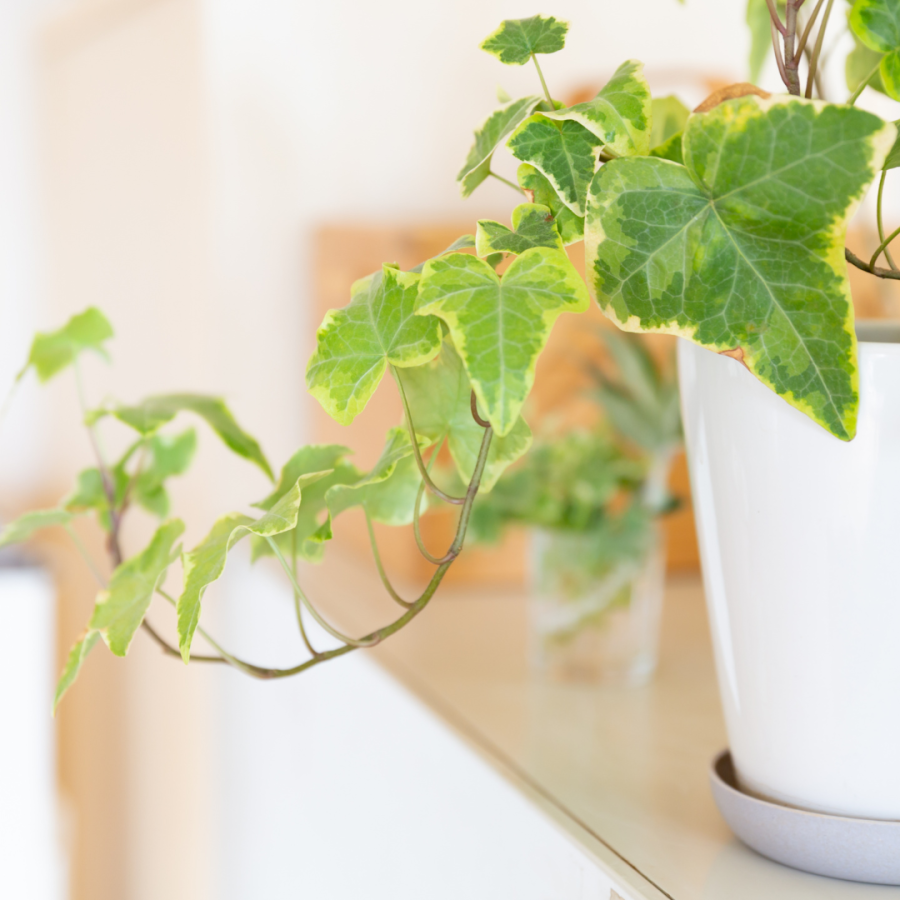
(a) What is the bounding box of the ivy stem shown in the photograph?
[771,18,789,87]
[876,171,899,271]
[265,535,380,648]
[470,391,491,428]
[848,58,882,105]
[489,171,526,196]
[766,0,788,34]
[413,480,457,566]
[530,53,555,108]
[392,365,465,505]
[794,0,826,61]
[782,1,802,95]
[291,529,319,656]
[64,523,106,587]
[846,246,900,280]
[804,0,835,99]
[364,504,413,609]
[869,222,900,270]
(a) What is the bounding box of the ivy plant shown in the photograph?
[2,7,899,709]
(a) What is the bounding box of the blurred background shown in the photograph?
[2,0,899,898]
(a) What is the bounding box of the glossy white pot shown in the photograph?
[678,322,900,821]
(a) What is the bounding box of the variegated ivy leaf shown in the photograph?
[541,60,653,159]
[325,427,430,526]
[54,630,101,714]
[456,96,543,198]
[103,394,272,480]
[397,339,532,491]
[650,95,689,149]
[585,95,896,440]
[177,472,327,661]
[480,15,568,65]
[18,307,113,383]
[476,203,563,257]
[306,264,441,426]
[517,164,584,244]
[250,444,360,564]
[0,508,74,549]
[851,0,900,99]
[90,519,185,657]
[507,114,602,216]
[416,248,589,436]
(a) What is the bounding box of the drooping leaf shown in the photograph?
[18,307,113,384]
[585,95,896,440]
[746,0,786,83]
[476,203,564,256]
[325,427,430,525]
[397,339,532,491]
[541,60,653,158]
[132,429,197,518]
[456,96,543,198]
[106,394,272,480]
[306,265,442,427]
[416,248,590,436]
[89,519,185,657]
[650,95,690,149]
[409,235,476,274]
[53,629,101,714]
[517,164,584,244]
[507,115,602,216]
[250,444,360,563]
[0,508,73,548]
[177,473,325,661]
[851,0,900,99]
[480,15,569,65]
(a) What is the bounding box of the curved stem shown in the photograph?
[876,171,899,271]
[392,366,465,505]
[794,0,826,61]
[530,53,554,107]
[846,246,900,280]
[804,0,835,99]
[470,391,491,428]
[266,536,379,648]
[412,480,458,566]
[140,618,227,665]
[766,0,788,34]
[848,58,882,105]
[364,505,413,608]
[771,18,789,87]
[64,524,106,587]
[869,222,900,271]
[489,171,526,196]
[291,530,319,656]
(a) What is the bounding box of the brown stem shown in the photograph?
[783,1,802,95]
[140,619,227,664]
[470,391,491,428]
[804,0,835,99]
[846,247,900,281]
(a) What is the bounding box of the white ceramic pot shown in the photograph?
[678,322,900,820]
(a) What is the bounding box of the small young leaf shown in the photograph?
[496,85,512,103]
[507,115,602,216]
[517,164,584,244]
[457,96,543,198]
[850,0,900,99]
[53,629,101,714]
[480,15,569,66]
[250,444,360,563]
[476,203,563,256]
[416,248,589,436]
[650,95,690,149]
[19,307,113,384]
[90,519,185,657]
[398,339,532,491]
[107,394,272,480]
[408,234,476,274]
[177,473,324,661]
[133,428,197,518]
[541,60,653,158]
[0,508,73,549]
[586,95,896,440]
[306,265,442,427]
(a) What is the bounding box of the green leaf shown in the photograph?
[851,0,900,99]
[885,123,900,169]
[649,132,684,164]
[0,508,73,549]
[650,95,690,149]
[585,95,896,440]
[19,307,113,383]
[107,394,272,480]
[250,444,360,563]
[541,60,653,158]
[480,15,569,65]
[456,96,543,198]
[517,164,584,244]
[177,473,324,661]
[90,519,185,657]
[416,248,590,436]
[846,28,887,97]
[53,629,100,714]
[507,115,602,216]
[409,234,476,274]
[306,264,442,427]
[476,203,564,256]
[133,429,197,518]
[746,0,786,83]
[325,426,429,526]
[397,339,532,491]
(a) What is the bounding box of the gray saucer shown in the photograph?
[710,750,900,885]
